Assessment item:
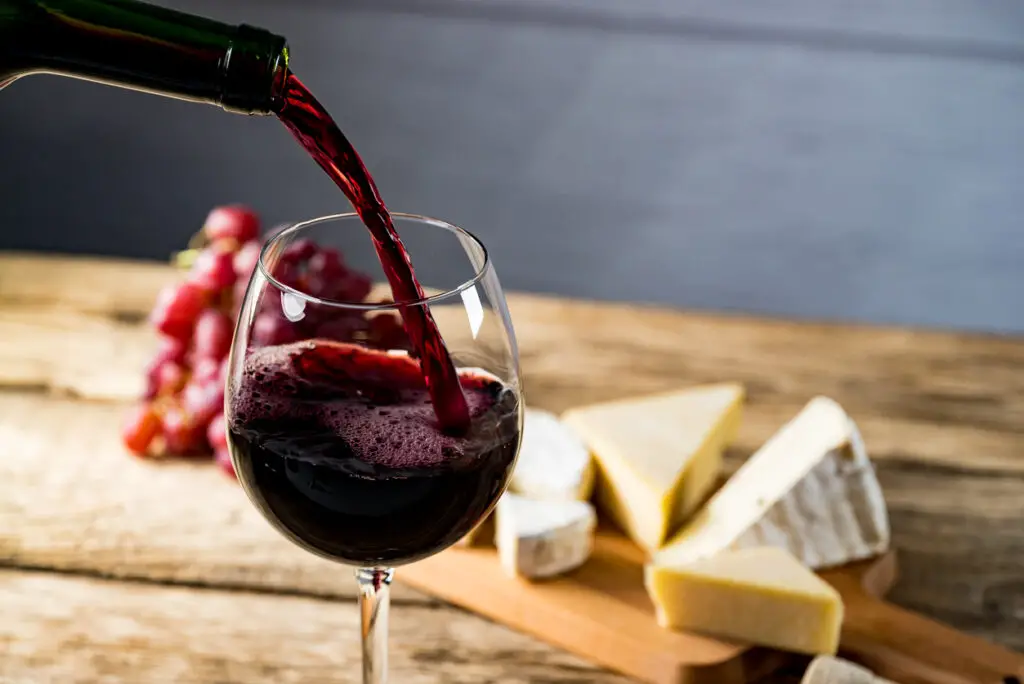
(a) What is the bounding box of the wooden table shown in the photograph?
[1,252,1021,683]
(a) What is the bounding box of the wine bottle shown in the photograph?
[0,0,290,114]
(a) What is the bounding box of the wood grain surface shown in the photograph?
[0,569,630,684]
[1,252,1022,683]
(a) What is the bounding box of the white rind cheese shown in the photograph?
[656,396,890,571]
[510,408,594,502]
[801,656,895,684]
[496,493,596,579]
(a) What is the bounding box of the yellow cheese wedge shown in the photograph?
[561,384,744,551]
[645,547,843,656]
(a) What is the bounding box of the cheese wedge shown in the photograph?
[656,396,889,570]
[561,384,744,551]
[511,408,594,502]
[645,547,843,655]
[496,493,596,579]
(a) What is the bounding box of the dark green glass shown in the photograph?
[0,0,290,114]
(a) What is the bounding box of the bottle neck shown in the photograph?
[3,0,290,115]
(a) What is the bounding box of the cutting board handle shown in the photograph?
[840,593,1024,684]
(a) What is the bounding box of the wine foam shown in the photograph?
[231,340,511,470]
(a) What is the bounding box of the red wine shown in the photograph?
[228,340,519,566]
[275,74,470,433]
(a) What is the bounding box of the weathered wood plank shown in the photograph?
[0,394,424,603]
[0,307,152,400]
[0,569,632,683]
[0,252,172,316]
[868,468,1024,649]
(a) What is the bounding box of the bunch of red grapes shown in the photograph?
[120,205,409,477]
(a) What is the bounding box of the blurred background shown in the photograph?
[2,0,1023,333]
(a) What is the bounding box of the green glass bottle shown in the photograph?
[0,0,290,114]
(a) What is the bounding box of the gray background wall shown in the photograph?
[2,0,1023,333]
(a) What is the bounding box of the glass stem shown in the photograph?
[355,567,394,684]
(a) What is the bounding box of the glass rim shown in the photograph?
[257,211,491,311]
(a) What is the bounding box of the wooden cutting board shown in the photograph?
[401,524,1024,684]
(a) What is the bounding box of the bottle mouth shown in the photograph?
[257,212,493,311]
[220,25,290,115]
[268,45,291,114]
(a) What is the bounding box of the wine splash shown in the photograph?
[274,73,470,433]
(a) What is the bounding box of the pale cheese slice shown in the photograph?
[496,493,596,579]
[645,547,843,656]
[561,384,745,551]
[802,655,896,684]
[656,396,889,570]
[511,408,594,501]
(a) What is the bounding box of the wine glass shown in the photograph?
[225,213,523,683]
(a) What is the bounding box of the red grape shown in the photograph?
[129,208,391,473]
[215,447,236,478]
[336,272,373,303]
[162,407,206,454]
[182,379,225,426]
[304,248,346,298]
[234,240,262,279]
[192,357,221,385]
[252,311,298,346]
[207,413,228,452]
[194,309,234,361]
[155,336,188,365]
[122,403,161,455]
[142,376,158,401]
[269,259,302,290]
[190,246,236,294]
[204,205,260,243]
[150,282,207,341]
[143,340,188,399]
[155,361,188,396]
[282,237,317,264]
